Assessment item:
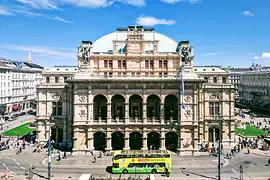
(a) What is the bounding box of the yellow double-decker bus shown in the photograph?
[112,150,171,175]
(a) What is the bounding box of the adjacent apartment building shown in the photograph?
[0,54,43,115]
[36,26,235,155]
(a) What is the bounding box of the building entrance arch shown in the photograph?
[93,132,106,151]
[111,132,124,150]
[165,132,178,152]
[147,132,160,150]
[129,132,142,150]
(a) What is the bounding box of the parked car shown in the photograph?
[27,110,34,114]
[13,114,20,118]
[19,112,26,116]
[8,116,16,121]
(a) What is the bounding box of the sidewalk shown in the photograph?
[43,152,227,169]
[250,148,270,157]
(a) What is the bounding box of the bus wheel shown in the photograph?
[122,169,128,174]
[151,169,157,174]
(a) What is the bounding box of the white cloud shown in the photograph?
[203,52,225,56]
[7,9,71,23]
[118,0,145,6]
[0,5,15,16]
[251,52,270,60]
[136,16,176,26]
[240,11,254,16]
[262,52,270,59]
[60,0,113,8]
[47,16,72,24]
[16,0,59,10]
[248,53,254,56]
[253,56,261,59]
[161,0,200,4]
[0,44,76,59]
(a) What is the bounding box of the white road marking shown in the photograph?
[21,166,25,170]
[16,162,20,166]
[231,168,238,173]
[12,158,17,162]
[3,163,6,167]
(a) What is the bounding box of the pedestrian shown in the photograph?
[63,151,67,159]
[92,155,96,163]
[247,147,250,154]
[265,158,270,166]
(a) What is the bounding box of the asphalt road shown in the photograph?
[1,114,36,132]
[0,115,269,180]
[1,147,269,180]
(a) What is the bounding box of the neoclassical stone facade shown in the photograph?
[36,26,236,155]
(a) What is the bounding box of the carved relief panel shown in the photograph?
[79,105,87,121]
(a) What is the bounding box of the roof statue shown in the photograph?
[179,40,194,64]
[78,40,92,64]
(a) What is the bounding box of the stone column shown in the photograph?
[143,100,147,124]
[142,131,148,150]
[73,127,79,150]
[160,131,166,150]
[88,94,93,123]
[107,102,111,124]
[160,103,165,124]
[56,128,59,144]
[124,131,130,150]
[105,132,112,151]
[213,129,216,143]
[63,122,67,141]
[125,102,129,124]
[87,129,94,150]
[193,90,197,123]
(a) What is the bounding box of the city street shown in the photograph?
[1,114,36,133]
[0,145,269,180]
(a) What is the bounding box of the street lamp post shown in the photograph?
[47,115,54,180]
[216,114,223,180]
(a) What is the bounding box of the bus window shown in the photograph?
[158,163,165,167]
[128,163,135,168]
[113,163,119,168]
[136,163,145,168]
[114,155,122,160]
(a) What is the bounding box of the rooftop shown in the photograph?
[91,27,178,53]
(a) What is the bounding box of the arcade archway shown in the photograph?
[93,132,106,151]
[129,132,142,150]
[111,132,124,150]
[165,132,178,152]
[147,132,160,150]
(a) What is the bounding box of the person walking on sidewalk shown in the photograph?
[265,158,270,166]
[247,147,250,154]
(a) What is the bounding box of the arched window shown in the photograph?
[222,77,226,84]
[55,77,59,83]
[213,77,217,83]
[46,77,50,83]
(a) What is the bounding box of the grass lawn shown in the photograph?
[4,122,35,137]
[235,124,268,137]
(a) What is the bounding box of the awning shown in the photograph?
[12,104,20,110]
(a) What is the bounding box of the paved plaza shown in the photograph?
[0,142,269,180]
[0,112,269,179]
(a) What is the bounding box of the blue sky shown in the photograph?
[0,0,270,68]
